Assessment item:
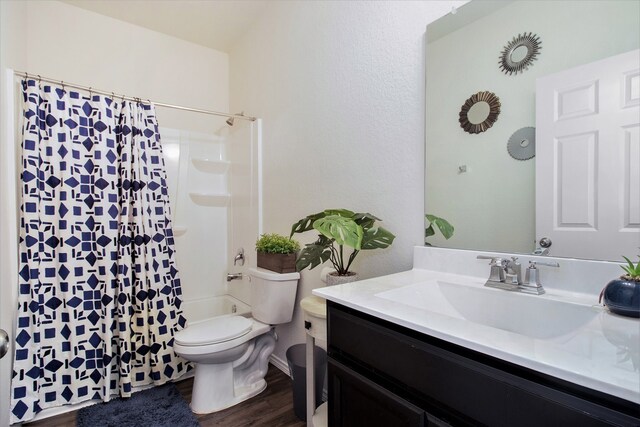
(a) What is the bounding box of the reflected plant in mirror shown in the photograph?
[425,0,640,261]
[425,214,454,246]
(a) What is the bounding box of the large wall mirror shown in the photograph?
[425,0,640,262]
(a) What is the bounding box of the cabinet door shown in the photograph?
[329,358,426,427]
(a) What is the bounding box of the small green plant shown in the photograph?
[255,233,300,254]
[621,255,640,281]
[290,209,395,275]
[425,214,454,246]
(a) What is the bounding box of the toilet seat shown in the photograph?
[176,316,252,346]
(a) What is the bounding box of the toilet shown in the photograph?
[174,268,300,414]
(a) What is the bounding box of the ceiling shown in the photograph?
[62,0,270,52]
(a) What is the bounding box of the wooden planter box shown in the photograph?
[257,252,297,274]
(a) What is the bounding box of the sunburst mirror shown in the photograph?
[499,32,542,75]
[458,91,501,134]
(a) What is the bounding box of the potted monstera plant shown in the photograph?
[290,209,395,285]
[600,254,640,318]
[255,233,300,273]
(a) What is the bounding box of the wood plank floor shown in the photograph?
[27,365,305,427]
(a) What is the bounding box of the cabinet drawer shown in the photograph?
[329,358,426,427]
[328,303,639,427]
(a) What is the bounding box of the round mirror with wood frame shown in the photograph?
[458,91,501,134]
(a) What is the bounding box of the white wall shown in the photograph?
[23,0,230,134]
[229,1,462,365]
[425,0,640,253]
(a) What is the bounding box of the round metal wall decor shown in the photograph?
[458,91,501,134]
[507,126,536,160]
[499,32,542,75]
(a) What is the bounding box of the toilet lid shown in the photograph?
[175,316,252,346]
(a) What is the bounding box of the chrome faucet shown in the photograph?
[504,257,523,286]
[226,273,243,282]
[477,255,558,295]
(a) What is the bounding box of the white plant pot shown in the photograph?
[326,271,359,286]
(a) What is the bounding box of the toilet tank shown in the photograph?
[248,267,300,324]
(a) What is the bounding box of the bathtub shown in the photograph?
[182,295,251,326]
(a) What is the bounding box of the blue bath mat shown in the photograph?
[76,383,199,427]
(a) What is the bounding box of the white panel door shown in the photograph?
[536,49,640,260]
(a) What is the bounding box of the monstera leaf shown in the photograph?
[361,226,395,250]
[352,212,381,230]
[324,208,355,218]
[289,209,356,237]
[290,211,326,237]
[295,236,333,271]
[313,215,363,250]
[425,214,454,246]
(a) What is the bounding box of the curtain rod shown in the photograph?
[13,70,256,121]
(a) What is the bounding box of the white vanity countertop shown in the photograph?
[313,267,640,405]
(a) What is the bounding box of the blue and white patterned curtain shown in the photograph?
[11,80,189,423]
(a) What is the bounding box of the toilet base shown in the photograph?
[188,329,276,414]
[191,378,267,414]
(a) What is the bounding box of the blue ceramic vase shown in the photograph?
[602,278,640,318]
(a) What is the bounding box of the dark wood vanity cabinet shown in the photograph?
[327,301,640,427]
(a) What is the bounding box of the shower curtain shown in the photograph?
[11,79,189,423]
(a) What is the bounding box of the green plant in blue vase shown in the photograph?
[621,255,640,281]
[600,254,640,318]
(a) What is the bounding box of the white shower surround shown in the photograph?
[164,118,263,317]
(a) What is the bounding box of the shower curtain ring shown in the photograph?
[37,75,42,84]
[61,81,66,92]
[88,87,93,98]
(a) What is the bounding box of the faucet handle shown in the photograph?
[477,255,504,265]
[234,248,245,266]
[529,260,559,269]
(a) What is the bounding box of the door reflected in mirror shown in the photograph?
[425,0,640,262]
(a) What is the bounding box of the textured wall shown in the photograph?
[229,1,463,365]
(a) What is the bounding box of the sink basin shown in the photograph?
[375,280,599,339]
